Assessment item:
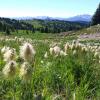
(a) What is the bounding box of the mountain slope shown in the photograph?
[0,17,89,34]
[0,17,34,32]
[22,19,89,33]
[66,15,92,22]
[13,15,92,22]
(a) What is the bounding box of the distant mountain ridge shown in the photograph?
[66,14,92,22]
[13,14,92,22]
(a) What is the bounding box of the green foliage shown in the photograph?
[5,28,10,35]
[23,19,89,34]
[0,17,35,34]
[0,33,100,99]
[91,3,100,25]
[0,17,89,35]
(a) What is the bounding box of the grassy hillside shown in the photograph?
[22,19,89,33]
[74,24,100,35]
[0,17,89,35]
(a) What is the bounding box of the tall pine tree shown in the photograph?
[91,3,100,25]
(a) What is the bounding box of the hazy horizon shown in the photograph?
[0,0,99,18]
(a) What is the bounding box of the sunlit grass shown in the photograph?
[0,33,100,99]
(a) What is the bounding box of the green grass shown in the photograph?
[0,31,100,100]
[74,24,100,35]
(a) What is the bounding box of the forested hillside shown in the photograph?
[0,17,34,34]
[22,19,89,33]
[0,17,89,35]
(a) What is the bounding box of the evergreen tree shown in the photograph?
[3,24,6,32]
[91,3,100,25]
[40,27,45,33]
[32,26,35,33]
[0,22,2,31]
[26,30,29,34]
[44,26,49,33]
[6,28,10,35]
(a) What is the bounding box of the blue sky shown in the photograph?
[0,0,100,18]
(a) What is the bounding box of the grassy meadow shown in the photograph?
[0,30,100,100]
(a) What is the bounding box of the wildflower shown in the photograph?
[73,50,77,55]
[75,43,82,50]
[53,46,61,56]
[70,44,76,50]
[1,46,10,54]
[2,61,16,78]
[49,42,57,47]
[20,42,36,62]
[60,50,67,56]
[81,46,88,53]
[19,62,33,80]
[15,36,17,40]
[44,52,48,58]
[49,47,54,55]
[94,51,99,58]
[64,43,70,53]
[52,94,62,100]
[3,49,16,62]
[14,36,19,42]
[72,40,77,44]
[41,60,44,64]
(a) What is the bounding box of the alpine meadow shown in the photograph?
[0,0,100,100]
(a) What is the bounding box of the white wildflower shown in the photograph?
[41,60,44,64]
[94,52,99,58]
[64,43,70,53]
[1,46,10,54]
[60,50,67,56]
[53,46,61,56]
[44,52,48,58]
[2,61,16,78]
[73,50,77,55]
[70,44,76,50]
[19,62,33,80]
[81,46,88,53]
[49,47,54,55]
[20,42,36,62]
[3,49,16,62]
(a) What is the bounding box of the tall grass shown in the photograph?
[0,35,100,100]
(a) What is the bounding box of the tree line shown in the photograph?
[0,17,89,35]
[22,19,89,33]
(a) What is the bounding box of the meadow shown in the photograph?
[0,31,100,100]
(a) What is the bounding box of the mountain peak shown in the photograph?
[66,14,92,22]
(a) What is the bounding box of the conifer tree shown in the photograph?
[91,3,100,25]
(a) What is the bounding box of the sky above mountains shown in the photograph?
[0,0,100,18]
